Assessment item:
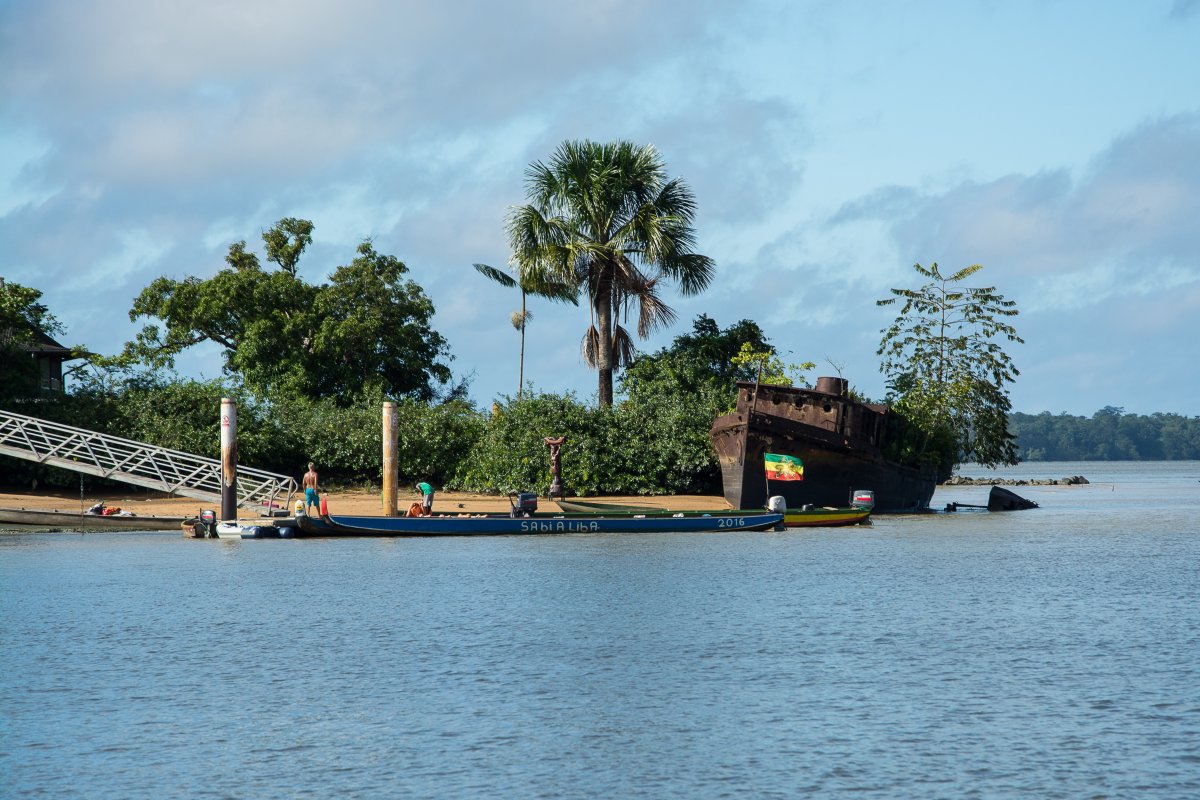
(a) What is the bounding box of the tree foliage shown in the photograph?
[619,315,774,402]
[1010,408,1200,461]
[613,315,804,493]
[505,140,715,406]
[877,262,1023,473]
[122,219,454,403]
[0,279,70,401]
[450,316,797,495]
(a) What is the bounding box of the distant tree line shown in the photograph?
[1010,407,1200,461]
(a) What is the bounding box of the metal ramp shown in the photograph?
[0,409,296,511]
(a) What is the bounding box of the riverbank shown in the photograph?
[0,487,731,523]
[0,475,1093,522]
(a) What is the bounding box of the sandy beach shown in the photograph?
[0,486,730,524]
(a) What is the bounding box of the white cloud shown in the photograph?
[3,1,1199,415]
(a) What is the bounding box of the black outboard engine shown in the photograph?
[511,492,538,518]
[196,509,216,538]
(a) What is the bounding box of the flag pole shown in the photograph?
[751,358,767,505]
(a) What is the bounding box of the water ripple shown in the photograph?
[4,466,1200,797]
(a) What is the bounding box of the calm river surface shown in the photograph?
[3,461,1198,798]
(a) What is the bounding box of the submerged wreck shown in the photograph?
[709,377,938,513]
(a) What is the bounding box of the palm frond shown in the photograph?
[581,324,600,368]
[473,263,517,288]
[633,284,676,338]
[611,325,637,369]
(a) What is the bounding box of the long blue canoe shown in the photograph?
[293,509,783,537]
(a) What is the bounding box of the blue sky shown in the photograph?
[2,0,1198,416]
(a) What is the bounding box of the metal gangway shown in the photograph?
[0,409,296,510]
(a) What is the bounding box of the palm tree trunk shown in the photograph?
[595,279,614,407]
[518,290,526,398]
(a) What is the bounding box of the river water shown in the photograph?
[3,461,1198,798]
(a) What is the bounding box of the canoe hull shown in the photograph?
[294,511,783,537]
[0,507,185,531]
[783,507,871,527]
[555,499,871,528]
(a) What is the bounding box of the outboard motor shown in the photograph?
[850,490,875,510]
[199,508,218,538]
[767,495,787,531]
[511,492,539,518]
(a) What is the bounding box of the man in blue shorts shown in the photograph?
[303,462,320,513]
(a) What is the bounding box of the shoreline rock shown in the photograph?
[941,475,1089,487]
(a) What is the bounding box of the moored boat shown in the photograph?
[782,506,872,527]
[554,498,669,514]
[557,497,871,528]
[292,509,783,537]
[0,506,185,531]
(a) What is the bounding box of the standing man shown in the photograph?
[416,481,435,515]
[303,462,320,514]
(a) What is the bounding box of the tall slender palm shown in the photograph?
[473,262,577,398]
[506,140,715,406]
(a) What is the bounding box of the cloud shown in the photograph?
[3,1,1198,416]
[1170,0,1200,20]
[829,112,1200,313]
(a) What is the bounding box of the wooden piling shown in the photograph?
[382,401,398,516]
[220,398,237,522]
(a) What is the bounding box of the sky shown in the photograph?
[2,0,1198,416]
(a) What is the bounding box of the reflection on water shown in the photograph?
[3,462,1199,798]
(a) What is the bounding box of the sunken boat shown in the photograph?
[709,377,937,513]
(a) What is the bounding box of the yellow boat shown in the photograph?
[782,506,872,528]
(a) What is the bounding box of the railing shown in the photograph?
[0,409,296,511]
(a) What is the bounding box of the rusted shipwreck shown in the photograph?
[709,377,937,513]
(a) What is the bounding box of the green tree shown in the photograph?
[123,219,453,403]
[472,262,577,397]
[0,279,75,402]
[262,217,314,277]
[615,316,810,494]
[729,343,816,389]
[619,315,774,400]
[505,140,715,406]
[877,262,1023,472]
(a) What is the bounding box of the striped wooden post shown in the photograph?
[220,398,237,522]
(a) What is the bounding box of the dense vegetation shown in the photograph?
[118,218,457,403]
[13,277,1193,505]
[1010,408,1200,461]
[1,314,782,495]
[1,279,74,402]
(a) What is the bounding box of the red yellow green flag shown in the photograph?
[764,453,804,481]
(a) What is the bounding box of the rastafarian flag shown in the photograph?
[764,453,804,481]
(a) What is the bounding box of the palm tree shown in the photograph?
[473,262,577,398]
[505,140,715,406]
